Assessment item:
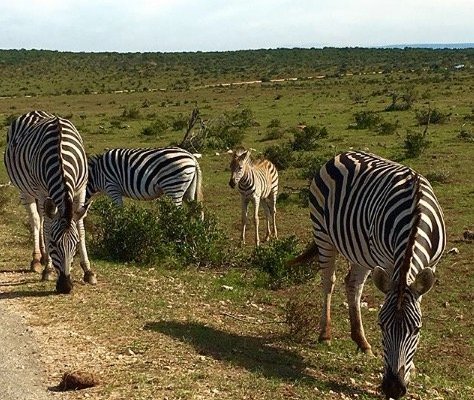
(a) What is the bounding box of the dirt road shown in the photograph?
[0,297,50,399]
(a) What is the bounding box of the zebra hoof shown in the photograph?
[360,347,374,356]
[30,260,43,274]
[83,271,97,285]
[41,269,56,282]
[56,275,73,294]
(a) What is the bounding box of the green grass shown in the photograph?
[0,49,473,399]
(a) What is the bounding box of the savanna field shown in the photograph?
[0,48,473,399]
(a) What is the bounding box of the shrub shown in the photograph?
[171,113,188,131]
[457,129,474,142]
[263,143,294,170]
[121,105,141,120]
[261,127,286,141]
[88,197,228,267]
[415,108,449,125]
[286,287,321,342]
[385,88,416,111]
[250,236,314,289]
[349,111,381,130]
[377,121,399,135]
[291,125,328,151]
[404,130,430,158]
[267,118,281,128]
[296,155,327,181]
[425,170,451,184]
[141,119,168,136]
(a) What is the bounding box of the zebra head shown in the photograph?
[45,196,90,294]
[229,148,250,189]
[373,266,436,399]
[85,155,100,204]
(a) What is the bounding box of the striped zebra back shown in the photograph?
[86,147,201,205]
[5,110,88,209]
[309,150,445,276]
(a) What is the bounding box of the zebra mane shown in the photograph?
[397,173,422,310]
[55,117,74,223]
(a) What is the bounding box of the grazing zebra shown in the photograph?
[228,148,278,246]
[289,151,445,400]
[85,147,203,212]
[4,111,97,294]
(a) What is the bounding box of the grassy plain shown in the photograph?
[0,49,473,399]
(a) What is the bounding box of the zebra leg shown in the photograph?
[261,199,272,242]
[21,195,43,273]
[318,248,337,344]
[37,201,55,281]
[77,218,97,285]
[240,196,250,246]
[345,263,373,355]
[270,192,277,239]
[253,197,261,247]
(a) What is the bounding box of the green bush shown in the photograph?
[291,125,328,151]
[261,127,286,141]
[349,111,381,130]
[88,197,228,267]
[296,155,327,181]
[121,105,141,120]
[263,143,294,170]
[425,170,451,184]
[415,108,450,125]
[171,113,188,131]
[377,121,399,135]
[141,119,168,136]
[250,236,315,289]
[404,130,430,158]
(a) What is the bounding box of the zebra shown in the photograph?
[289,151,445,399]
[85,147,203,213]
[228,147,278,246]
[4,111,97,294]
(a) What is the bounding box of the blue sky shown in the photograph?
[1,0,473,52]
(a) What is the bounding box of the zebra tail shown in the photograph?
[194,161,204,204]
[287,241,319,267]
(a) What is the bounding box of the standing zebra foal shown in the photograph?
[229,148,278,246]
[4,111,96,294]
[290,151,445,399]
[86,147,203,214]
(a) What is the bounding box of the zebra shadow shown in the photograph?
[145,320,372,396]
[0,289,55,300]
[145,320,316,384]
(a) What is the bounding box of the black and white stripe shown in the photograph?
[228,148,278,246]
[86,147,203,209]
[4,111,96,293]
[295,150,445,399]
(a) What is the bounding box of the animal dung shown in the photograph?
[463,229,474,241]
[59,371,100,391]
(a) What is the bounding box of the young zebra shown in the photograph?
[4,111,97,294]
[228,148,278,246]
[290,151,445,400]
[85,147,203,212]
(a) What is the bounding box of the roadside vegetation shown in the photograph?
[0,48,473,400]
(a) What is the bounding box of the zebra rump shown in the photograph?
[86,147,203,208]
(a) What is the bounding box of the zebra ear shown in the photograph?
[372,266,391,294]
[410,267,435,296]
[74,201,92,221]
[44,198,58,219]
[238,151,250,162]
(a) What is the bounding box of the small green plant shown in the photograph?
[297,155,327,181]
[291,125,328,151]
[457,129,474,142]
[249,236,314,289]
[263,143,294,170]
[349,111,381,130]
[141,119,168,136]
[377,120,399,135]
[404,130,430,158]
[425,170,451,184]
[261,127,286,141]
[415,108,449,125]
[121,105,141,120]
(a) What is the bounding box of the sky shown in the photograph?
[0,0,473,52]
